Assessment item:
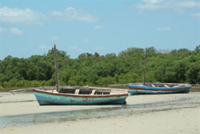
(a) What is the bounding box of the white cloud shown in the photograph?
[65,7,75,11]
[177,1,200,8]
[10,27,23,35]
[38,45,51,49]
[51,36,60,40]
[83,39,91,42]
[0,27,7,33]
[50,7,99,23]
[192,13,200,19]
[94,25,102,29]
[133,0,200,12]
[51,11,62,16]
[156,27,171,31]
[0,7,46,25]
[0,27,23,35]
[136,3,165,10]
[143,0,163,4]
[69,46,83,51]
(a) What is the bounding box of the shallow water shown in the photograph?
[1,97,199,128]
[0,89,199,128]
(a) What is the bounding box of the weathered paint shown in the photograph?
[33,89,128,105]
[128,84,191,95]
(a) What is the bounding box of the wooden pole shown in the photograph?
[54,44,59,92]
[143,49,146,85]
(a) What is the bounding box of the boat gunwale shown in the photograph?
[128,85,191,91]
[33,89,128,98]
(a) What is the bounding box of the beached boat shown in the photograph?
[33,86,128,105]
[128,83,192,95]
[127,49,192,95]
[33,44,128,105]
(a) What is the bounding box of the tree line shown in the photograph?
[0,45,200,89]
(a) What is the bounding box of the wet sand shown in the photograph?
[0,91,199,134]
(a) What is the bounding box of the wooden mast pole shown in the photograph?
[54,44,59,92]
[143,48,146,85]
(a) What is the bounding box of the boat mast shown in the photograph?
[54,44,60,92]
[143,49,146,85]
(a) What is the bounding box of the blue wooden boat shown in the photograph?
[33,45,128,105]
[33,86,128,105]
[128,50,192,95]
[128,83,192,95]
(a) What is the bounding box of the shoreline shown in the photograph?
[0,85,199,92]
[0,92,199,134]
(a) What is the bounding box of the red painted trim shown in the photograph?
[33,89,128,98]
[129,87,189,91]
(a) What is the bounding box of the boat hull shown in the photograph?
[33,89,128,105]
[128,84,191,95]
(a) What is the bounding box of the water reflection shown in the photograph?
[10,88,33,94]
[0,106,123,128]
[1,89,199,128]
[1,99,198,128]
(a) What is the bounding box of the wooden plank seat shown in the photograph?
[90,90,96,95]
[74,89,80,94]
[164,84,169,88]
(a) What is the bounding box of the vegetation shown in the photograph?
[0,45,200,90]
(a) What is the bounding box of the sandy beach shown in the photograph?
[0,91,199,134]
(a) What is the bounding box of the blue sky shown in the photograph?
[0,0,200,59]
